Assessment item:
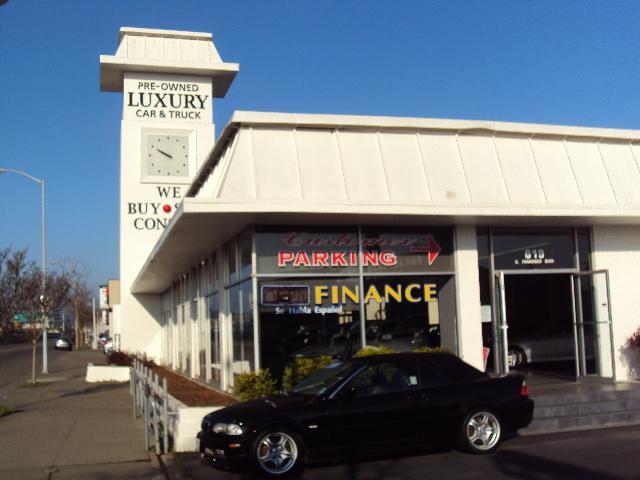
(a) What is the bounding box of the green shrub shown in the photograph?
[627,326,640,351]
[412,346,449,353]
[0,405,13,417]
[282,356,333,391]
[353,345,396,357]
[233,369,277,401]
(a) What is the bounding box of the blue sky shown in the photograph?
[1,0,639,293]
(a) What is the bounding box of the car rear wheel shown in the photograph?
[251,428,303,477]
[458,408,502,454]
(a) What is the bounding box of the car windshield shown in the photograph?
[290,361,360,396]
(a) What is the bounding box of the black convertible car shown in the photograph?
[198,352,534,477]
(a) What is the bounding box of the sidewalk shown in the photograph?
[0,346,163,480]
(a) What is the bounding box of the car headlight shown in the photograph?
[212,422,243,435]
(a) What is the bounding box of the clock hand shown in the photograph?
[156,148,173,159]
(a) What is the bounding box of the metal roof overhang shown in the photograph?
[131,197,640,294]
[99,56,239,96]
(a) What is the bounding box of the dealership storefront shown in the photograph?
[155,222,617,392]
[129,107,640,392]
[160,226,457,390]
[101,28,640,393]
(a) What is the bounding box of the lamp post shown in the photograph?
[92,296,97,350]
[0,167,48,374]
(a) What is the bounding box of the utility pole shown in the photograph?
[92,296,97,350]
[0,168,47,373]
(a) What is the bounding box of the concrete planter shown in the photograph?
[86,364,131,383]
[170,397,222,452]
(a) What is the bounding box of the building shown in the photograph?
[101,27,640,393]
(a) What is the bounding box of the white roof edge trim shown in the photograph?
[119,27,212,41]
[179,198,640,216]
[229,111,640,141]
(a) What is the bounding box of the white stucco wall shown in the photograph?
[118,72,215,359]
[453,225,484,371]
[592,225,640,381]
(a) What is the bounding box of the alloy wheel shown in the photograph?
[256,431,298,475]
[465,411,501,451]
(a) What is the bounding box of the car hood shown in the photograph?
[205,393,313,423]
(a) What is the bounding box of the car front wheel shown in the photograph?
[458,408,502,454]
[507,346,526,369]
[251,428,303,477]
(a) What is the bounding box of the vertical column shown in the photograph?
[591,225,640,382]
[453,225,484,370]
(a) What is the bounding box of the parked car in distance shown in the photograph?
[103,338,114,355]
[198,352,534,478]
[54,336,72,351]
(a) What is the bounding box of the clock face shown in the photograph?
[145,134,189,177]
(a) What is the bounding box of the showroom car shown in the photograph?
[197,352,534,477]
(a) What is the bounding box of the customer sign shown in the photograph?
[256,227,453,273]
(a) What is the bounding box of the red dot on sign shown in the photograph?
[162,204,172,213]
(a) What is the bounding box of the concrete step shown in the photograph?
[532,386,640,407]
[523,409,640,435]
[533,398,640,419]
[522,385,640,435]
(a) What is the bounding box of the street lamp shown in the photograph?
[0,167,48,374]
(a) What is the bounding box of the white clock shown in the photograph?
[145,134,190,177]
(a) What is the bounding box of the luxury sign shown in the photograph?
[123,73,212,123]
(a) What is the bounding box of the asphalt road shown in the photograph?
[177,425,640,480]
[0,339,54,396]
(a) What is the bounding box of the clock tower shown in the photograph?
[100,27,238,357]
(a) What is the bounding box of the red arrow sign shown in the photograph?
[426,234,441,265]
[408,235,441,265]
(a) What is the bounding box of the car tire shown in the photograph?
[250,427,304,478]
[507,346,526,369]
[458,408,502,454]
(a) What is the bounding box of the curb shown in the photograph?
[151,452,188,480]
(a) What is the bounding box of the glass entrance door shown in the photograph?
[570,270,615,381]
[496,272,577,381]
[495,270,614,382]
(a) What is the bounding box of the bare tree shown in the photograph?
[52,258,91,348]
[0,248,39,331]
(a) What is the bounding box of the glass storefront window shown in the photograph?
[577,228,591,271]
[208,293,221,387]
[361,227,454,273]
[258,276,361,380]
[363,276,455,352]
[492,228,575,270]
[239,229,252,280]
[230,280,254,377]
[255,227,359,274]
[227,242,237,285]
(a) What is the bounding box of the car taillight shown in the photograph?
[520,380,529,397]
